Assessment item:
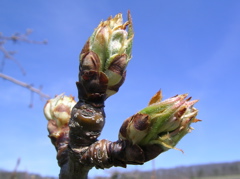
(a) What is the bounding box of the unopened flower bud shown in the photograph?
[44,94,76,128]
[119,91,200,152]
[139,91,200,152]
[79,12,134,102]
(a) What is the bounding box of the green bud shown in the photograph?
[79,12,134,99]
[139,91,200,152]
[119,91,200,153]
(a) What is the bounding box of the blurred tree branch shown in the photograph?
[0,73,50,99]
[0,29,50,103]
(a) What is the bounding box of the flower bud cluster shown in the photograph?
[78,12,134,104]
[119,91,200,152]
[44,94,76,128]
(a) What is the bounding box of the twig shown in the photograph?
[0,29,48,44]
[10,158,21,179]
[0,29,47,75]
[0,72,50,99]
[0,45,26,75]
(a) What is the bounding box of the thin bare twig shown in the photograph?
[0,72,50,99]
[0,29,47,75]
[0,29,47,44]
[10,158,21,179]
[0,45,26,75]
[0,29,50,103]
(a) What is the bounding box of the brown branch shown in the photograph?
[0,72,50,99]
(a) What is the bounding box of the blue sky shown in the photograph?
[0,0,240,178]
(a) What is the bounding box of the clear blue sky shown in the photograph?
[1,0,240,178]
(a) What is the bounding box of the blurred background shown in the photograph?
[0,0,240,178]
